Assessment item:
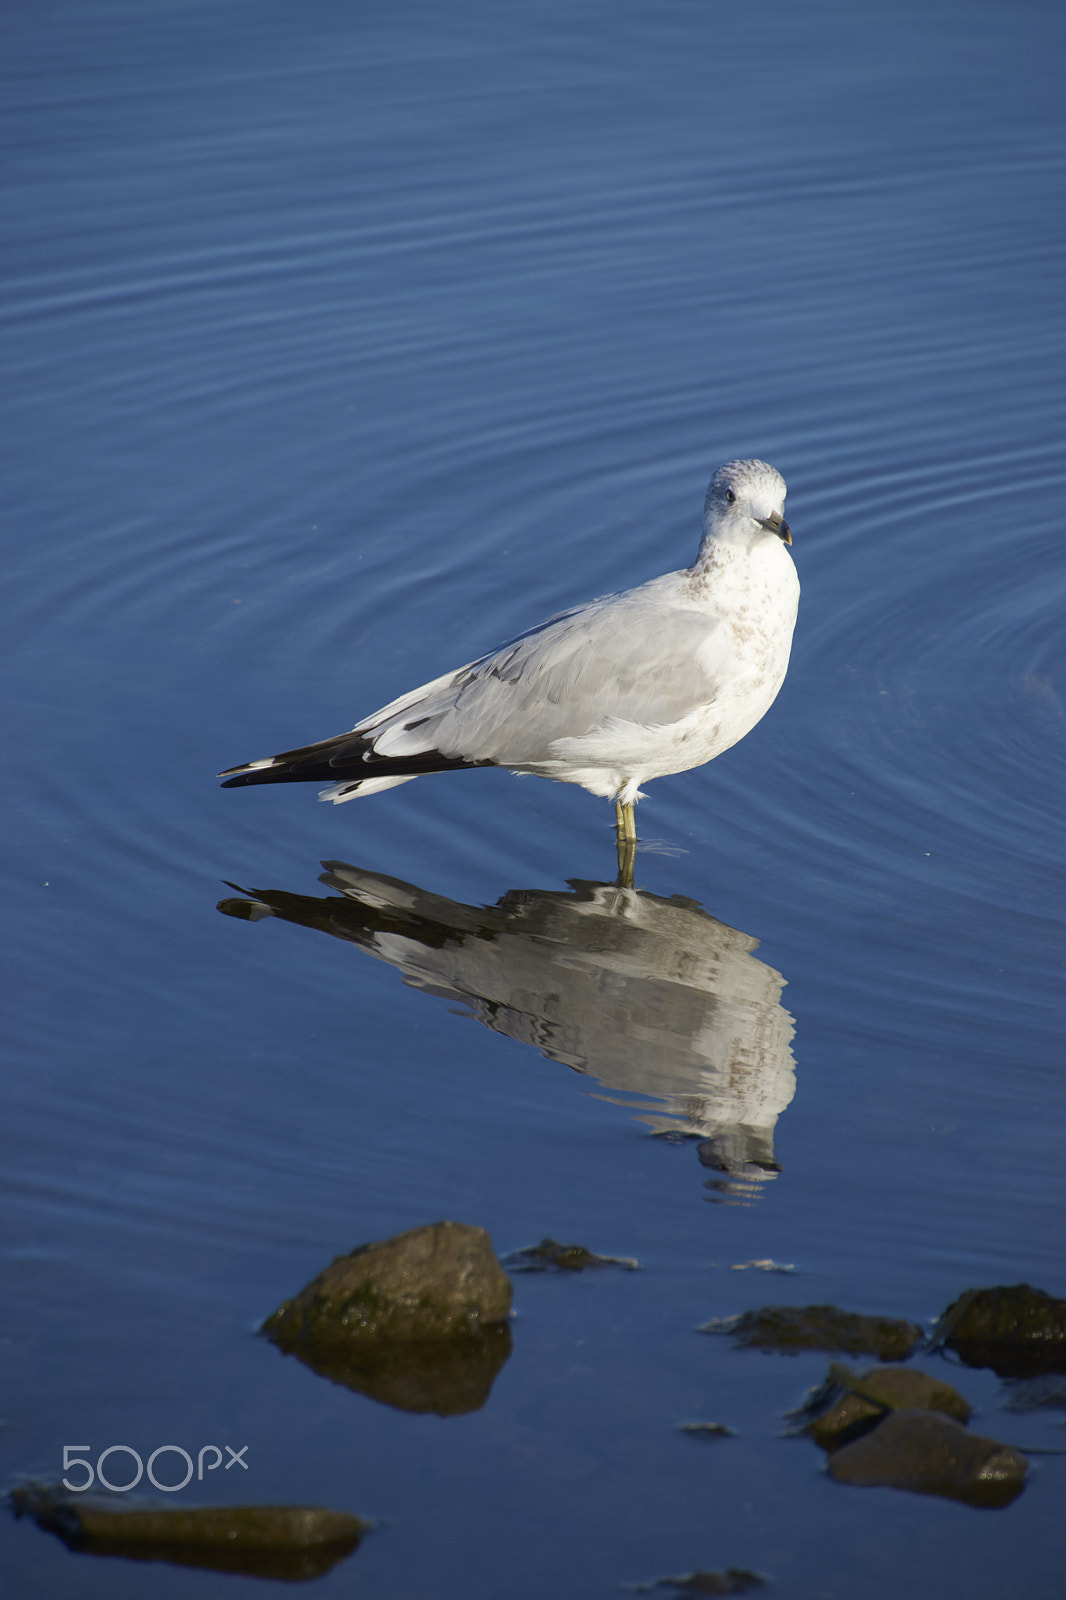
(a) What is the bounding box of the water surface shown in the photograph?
[3,1,1066,1595]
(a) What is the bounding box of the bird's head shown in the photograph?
[701,459,791,551]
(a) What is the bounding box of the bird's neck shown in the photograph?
[694,523,772,572]
[687,527,796,611]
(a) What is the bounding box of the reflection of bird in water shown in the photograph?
[219,459,797,866]
[219,863,796,1202]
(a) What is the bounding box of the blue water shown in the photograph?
[3,0,1066,1594]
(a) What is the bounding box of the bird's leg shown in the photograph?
[615,800,636,843]
[614,796,637,886]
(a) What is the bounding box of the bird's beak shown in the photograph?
[759,511,792,545]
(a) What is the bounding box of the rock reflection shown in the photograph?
[219,862,796,1201]
[270,1322,514,1417]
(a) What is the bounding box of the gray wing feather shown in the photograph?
[365,581,727,766]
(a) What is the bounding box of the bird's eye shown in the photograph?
[725,489,735,504]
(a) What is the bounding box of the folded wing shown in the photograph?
[220,578,728,797]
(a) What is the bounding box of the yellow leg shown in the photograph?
[615,800,636,843]
[614,797,636,887]
[615,833,635,888]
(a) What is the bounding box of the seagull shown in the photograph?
[220,459,799,858]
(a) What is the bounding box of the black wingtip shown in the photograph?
[220,767,305,788]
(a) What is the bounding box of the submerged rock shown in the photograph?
[11,1486,368,1580]
[1000,1373,1066,1412]
[504,1238,639,1272]
[827,1410,1027,1508]
[679,1422,736,1440]
[934,1284,1066,1378]
[264,1220,513,1415]
[632,1569,766,1595]
[702,1304,922,1361]
[795,1363,970,1450]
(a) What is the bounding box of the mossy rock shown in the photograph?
[263,1221,513,1415]
[504,1238,638,1272]
[796,1362,970,1450]
[264,1221,512,1347]
[827,1409,1027,1508]
[633,1569,766,1595]
[703,1304,922,1360]
[935,1284,1066,1378]
[11,1487,367,1580]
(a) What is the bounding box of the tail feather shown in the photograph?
[219,728,494,792]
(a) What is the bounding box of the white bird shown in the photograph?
[220,459,799,849]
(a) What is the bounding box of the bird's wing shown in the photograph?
[362,580,730,766]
